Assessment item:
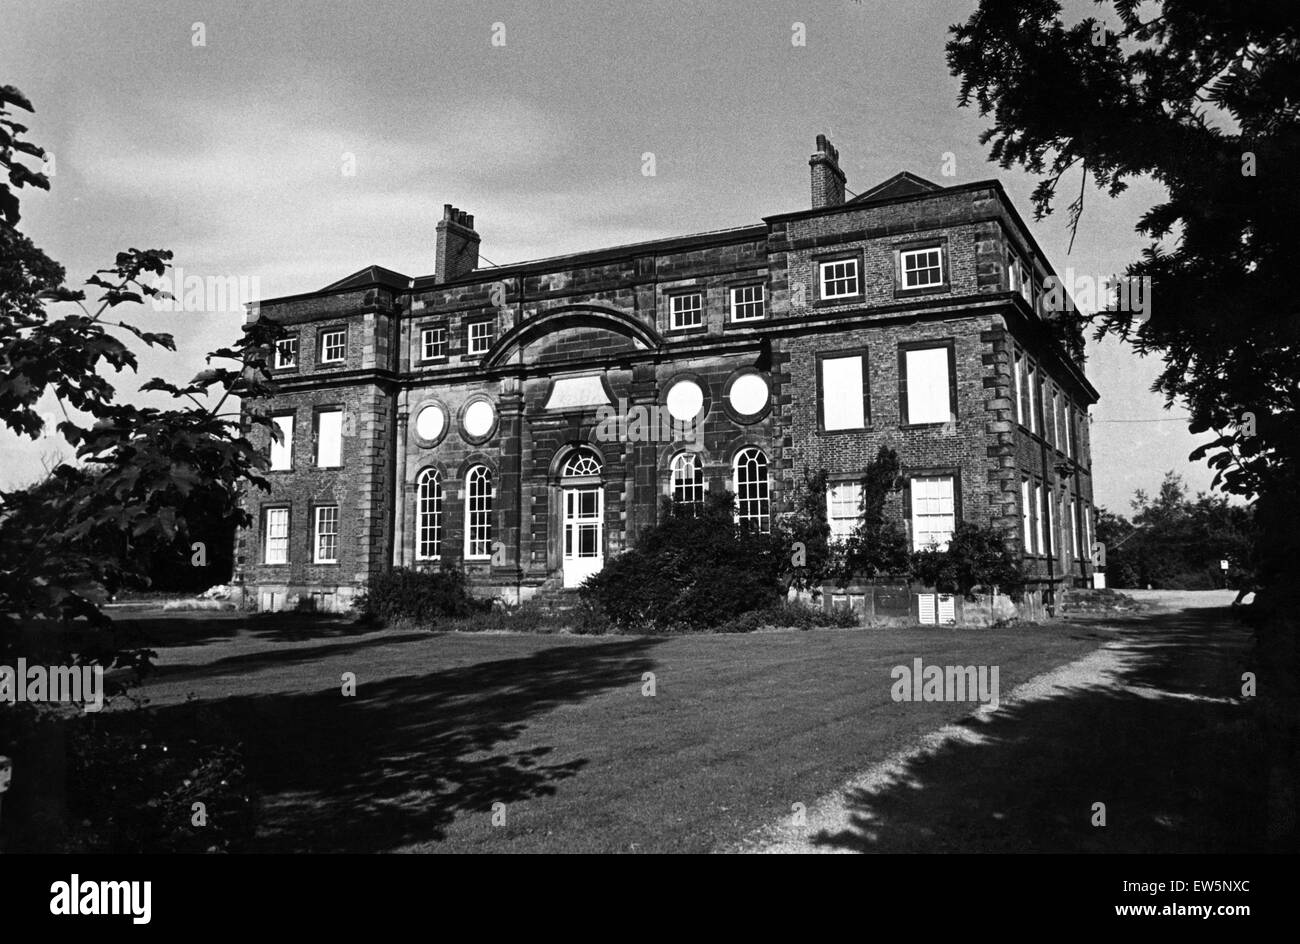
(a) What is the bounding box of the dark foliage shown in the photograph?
[841,446,911,581]
[911,521,1025,601]
[580,491,786,631]
[1096,472,1256,590]
[355,566,493,626]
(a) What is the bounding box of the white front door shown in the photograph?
[562,485,604,588]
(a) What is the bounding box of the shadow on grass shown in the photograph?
[134,636,665,852]
[812,604,1276,853]
[113,611,375,651]
[146,631,432,685]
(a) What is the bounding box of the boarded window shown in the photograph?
[904,347,952,425]
[821,354,867,430]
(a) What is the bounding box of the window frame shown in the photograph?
[274,336,299,371]
[668,291,706,332]
[728,283,765,323]
[419,323,448,362]
[668,452,705,508]
[464,465,495,560]
[897,245,947,293]
[313,407,344,468]
[318,327,346,365]
[816,347,871,433]
[908,472,957,552]
[1013,347,1025,427]
[826,480,863,543]
[263,506,290,565]
[816,255,863,304]
[898,340,958,427]
[269,413,294,472]
[732,447,771,533]
[415,468,443,561]
[1021,476,1034,555]
[313,504,339,564]
[467,319,495,357]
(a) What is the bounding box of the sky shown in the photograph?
[1,0,1217,512]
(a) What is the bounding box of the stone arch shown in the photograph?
[482,305,664,369]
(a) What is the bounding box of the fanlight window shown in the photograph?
[563,451,603,478]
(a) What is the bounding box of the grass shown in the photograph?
[116,611,1105,853]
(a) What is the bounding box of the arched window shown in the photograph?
[415,468,442,560]
[733,447,770,532]
[562,449,602,478]
[465,466,494,559]
[669,452,705,507]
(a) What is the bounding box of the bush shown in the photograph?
[54,713,258,853]
[580,492,786,632]
[355,566,491,626]
[911,521,1025,601]
[715,600,860,633]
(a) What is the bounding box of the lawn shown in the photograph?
[110,611,1104,853]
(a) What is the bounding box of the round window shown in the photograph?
[665,379,704,422]
[414,403,446,441]
[463,399,496,438]
[727,373,769,416]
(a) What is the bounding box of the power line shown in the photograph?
[1092,416,1193,423]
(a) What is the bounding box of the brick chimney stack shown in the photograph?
[809,134,846,209]
[435,205,480,283]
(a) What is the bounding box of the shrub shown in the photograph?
[715,600,860,633]
[580,491,786,631]
[355,566,491,626]
[57,714,258,853]
[911,521,1025,601]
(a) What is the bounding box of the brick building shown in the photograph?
[235,136,1099,622]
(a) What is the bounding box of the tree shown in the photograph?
[947,7,1297,839]
[947,2,1300,586]
[779,467,833,591]
[1,84,282,663]
[841,446,911,580]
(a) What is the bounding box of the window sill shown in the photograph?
[894,282,950,298]
[899,421,956,430]
[814,294,865,308]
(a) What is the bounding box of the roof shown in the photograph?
[848,171,944,204]
[319,264,410,292]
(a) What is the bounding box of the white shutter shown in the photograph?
[316,410,342,467]
[270,415,293,470]
[937,594,956,624]
[918,593,937,625]
[822,356,865,430]
[906,347,951,424]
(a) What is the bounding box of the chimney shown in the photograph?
[809,134,846,209]
[435,204,480,283]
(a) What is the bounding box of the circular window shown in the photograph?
[414,403,446,442]
[665,379,704,422]
[462,398,497,439]
[727,373,769,417]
